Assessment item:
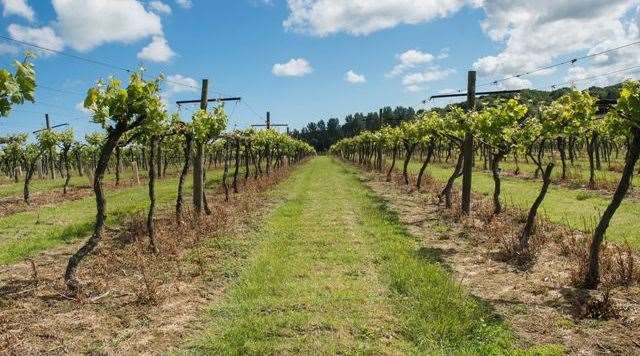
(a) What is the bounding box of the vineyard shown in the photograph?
[2,5,640,354]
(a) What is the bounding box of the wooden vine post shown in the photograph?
[461,70,476,215]
[192,79,208,218]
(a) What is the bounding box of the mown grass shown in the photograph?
[404,160,640,249]
[192,157,561,355]
[0,167,183,198]
[0,171,217,265]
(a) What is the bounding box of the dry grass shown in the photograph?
[345,158,640,354]
[0,164,300,354]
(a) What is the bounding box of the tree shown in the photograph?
[399,120,420,185]
[57,129,75,195]
[584,80,640,289]
[381,126,402,182]
[173,116,193,223]
[415,111,443,189]
[37,129,59,182]
[438,107,468,208]
[0,134,26,182]
[65,72,165,292]
[475,98,528,214]
[0,54,36,117]
[136,107,169,253]
[556,90,598,187]
[21,143,42,204]
[518,105,557,245]
[191,106,227,217]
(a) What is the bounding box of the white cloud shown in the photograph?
[437,88,459,95]
[0,42,18,55]
[7,24,64,55]
[175,0,192,9]
[51,0,163,52]
[149,0,171,15]
[437,47,450,59]
[137,35,176,62]
[499,77,532,90]
[401,67,454,92]
[405,85,423,93]
[472,0,638,84]
[75,101,91,114]
[387,49,435,77]
[402,67,454,86]
[345,70,366,84]
[165,74,198,94]
[1,0,34,21]
[272,58,313,77]
[283,0,466,36]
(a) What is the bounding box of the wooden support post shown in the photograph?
[461,71,476,215]
[132,161,140,185]
[192,79,208,217]
[45,114,55,179]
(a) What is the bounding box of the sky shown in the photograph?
[0,0,639,139]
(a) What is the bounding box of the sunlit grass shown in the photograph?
[192,157,557,354]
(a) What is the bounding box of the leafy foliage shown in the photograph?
[0,55,36,117]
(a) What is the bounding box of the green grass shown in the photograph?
[496,156,640,187]
[0,167,185,198]
[404,160,640,248]
[0,171,216,265]
[192,157,556,355]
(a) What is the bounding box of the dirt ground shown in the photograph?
[0,169,293,355]
[363,170,640,354]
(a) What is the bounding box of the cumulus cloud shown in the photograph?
[51,0,163,52]
[165,74,198,94]
[387,49,435,78]
[283,0,466,36]
[7,24,64,54]
[1,0,34,21]
[272,58,313,77]
[0,43,18,55]
[75,101,91,114]
[175,0,192,9]
[149,1,171,15]
[402,67,455,92]
[137,35,176,62]
[472,0,638,85]
[402,67,455,86]
[345,70,366,84]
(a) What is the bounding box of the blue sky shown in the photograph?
[0,0,639,139]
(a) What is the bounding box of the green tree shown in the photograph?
[0,55,36,117]
[65,72,165,292]
[57,128,75,194]
[475,98,528,214]
[585,80,640,289]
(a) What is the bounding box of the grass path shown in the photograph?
[0,170,220,265]
[404,160,640,248]
[192,157,545,354]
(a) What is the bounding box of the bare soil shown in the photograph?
[362,169,640,355]
[0,168,295,355]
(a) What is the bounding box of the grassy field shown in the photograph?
[0,171,215,265]
[0,167,185,198]
[192,157,558,354]
[404,160,640,248]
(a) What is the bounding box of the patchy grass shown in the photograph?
[192,157,542,354]
[0,170,219,265]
